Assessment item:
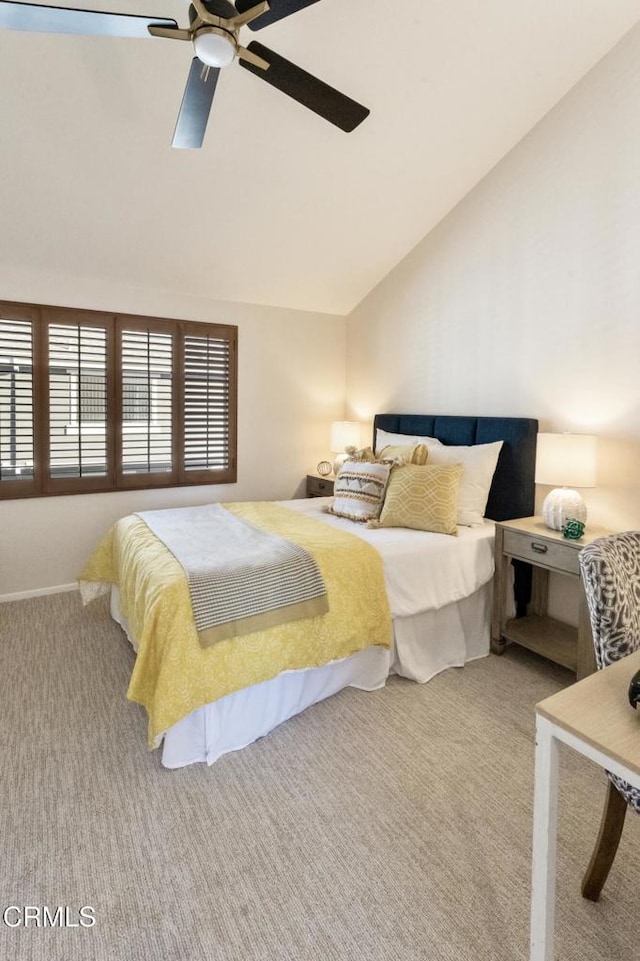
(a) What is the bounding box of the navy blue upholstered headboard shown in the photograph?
[373,414,538,522]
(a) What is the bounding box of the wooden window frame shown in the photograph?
[0,301,237,500]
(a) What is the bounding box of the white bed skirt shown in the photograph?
[391,580,492,682]
[111,581,491,768]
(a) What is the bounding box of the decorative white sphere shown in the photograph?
[542,487,587,531]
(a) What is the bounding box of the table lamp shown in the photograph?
[535,432,597,531]
[330,421,361,476]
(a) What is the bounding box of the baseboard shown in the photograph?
[0,583,78,603]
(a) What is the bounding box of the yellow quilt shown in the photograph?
[78,502,392,747]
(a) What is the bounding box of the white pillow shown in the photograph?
[375,428,443,454]
[427,441,503,526]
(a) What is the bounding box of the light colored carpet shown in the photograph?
[0,592,638,961]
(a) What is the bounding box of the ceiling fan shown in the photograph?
[0,0,370,147]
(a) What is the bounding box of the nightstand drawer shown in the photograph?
[306,475,334,497]
[503,528,580,575]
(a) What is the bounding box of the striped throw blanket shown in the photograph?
[136,505,329,647]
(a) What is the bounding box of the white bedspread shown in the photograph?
[278,497,495,618]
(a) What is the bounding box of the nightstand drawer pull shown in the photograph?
[531,541,548,554]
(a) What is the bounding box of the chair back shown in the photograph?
[579,532,640,670]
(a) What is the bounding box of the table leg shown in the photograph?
[530,715,559,961]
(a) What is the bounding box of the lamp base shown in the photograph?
[542,488,587,531]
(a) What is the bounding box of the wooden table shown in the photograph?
[492,517,611,679]
[531,650,640,960]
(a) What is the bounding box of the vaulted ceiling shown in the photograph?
[2,0,640,314]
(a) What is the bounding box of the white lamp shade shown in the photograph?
[535,433,597,488]
[330,421,361,453]
[536,432,597,531]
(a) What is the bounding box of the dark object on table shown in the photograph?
[563,518,585,540]
[629,668,640,709]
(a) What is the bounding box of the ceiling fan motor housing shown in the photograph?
[188,0,241,68]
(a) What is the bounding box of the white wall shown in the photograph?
[0,271,346,598]
[7,21,640,600]
[346,20,640,537]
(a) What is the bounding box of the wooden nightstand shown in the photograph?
[306,474,334,498]
[491,516,611,680]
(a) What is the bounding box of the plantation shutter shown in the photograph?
[181,325,236,483]
[117,322,176,487]
[46,322,109,489]
[0,302,236,500]
[0,314,36,496]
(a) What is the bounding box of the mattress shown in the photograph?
[282,497,496,617]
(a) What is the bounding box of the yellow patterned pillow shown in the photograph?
[373,463,463,535]
[377,443,428,465]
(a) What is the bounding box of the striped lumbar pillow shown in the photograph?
[324,460,392,522]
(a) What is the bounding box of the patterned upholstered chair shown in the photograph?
[579,531,640,901]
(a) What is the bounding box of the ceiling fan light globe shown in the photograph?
[193,28,236,68]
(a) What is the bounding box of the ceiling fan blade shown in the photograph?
[229,0,269,29]
[237,43,269,70]
[0,0,177,39]
[147,24,191,41]
[172,58,220,150]
[234,0,321,31]
[239,41,369,132]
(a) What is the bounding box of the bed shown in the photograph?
[80,413,538,767]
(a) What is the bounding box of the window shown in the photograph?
[0,302,237,499]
